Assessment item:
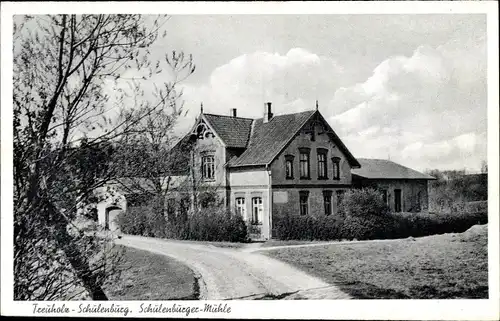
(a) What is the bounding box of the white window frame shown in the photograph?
[201,155,215,180]
[299,151,310,179]
[251,197,263,225]
[332,157,340,180]
[235,197,246,220]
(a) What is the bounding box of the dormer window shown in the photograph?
[285,155,294,179]
[201,155,215,180]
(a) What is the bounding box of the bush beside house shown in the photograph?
[274,188,487,241]
[117,188,486,242]
[116,205,249,243]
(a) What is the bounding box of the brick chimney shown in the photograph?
[263,102,273,123]
[230,108,237,117]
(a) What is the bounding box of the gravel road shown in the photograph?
[115,235,351,300]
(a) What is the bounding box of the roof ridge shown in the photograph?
[254,109,316,120]
[203,113,254,120]
[205,109,315,122]
[246,119,256,148]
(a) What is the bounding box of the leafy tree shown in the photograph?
[13,14,193,300]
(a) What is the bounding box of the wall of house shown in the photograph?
[358,179,430,212]
[270,120,352,186]
[77,186,127,233]
[271,186,348,237]
[228,167,271,240]
[272,187,349,217]
[193,135,226,186]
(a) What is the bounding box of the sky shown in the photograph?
[119,14,488,173]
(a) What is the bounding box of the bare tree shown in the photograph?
[13,14,194,300]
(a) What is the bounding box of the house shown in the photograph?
[162,102,435,240]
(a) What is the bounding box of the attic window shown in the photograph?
[285,155,294,179]
[299,148,311,179]
[317,148,328,179]
[332,157,340,180]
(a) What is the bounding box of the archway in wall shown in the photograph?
[105,206,123,232]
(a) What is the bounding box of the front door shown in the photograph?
[394,189,402,212]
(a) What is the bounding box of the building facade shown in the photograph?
[168,103,435,240]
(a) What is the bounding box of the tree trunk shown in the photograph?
[52,207,108,300]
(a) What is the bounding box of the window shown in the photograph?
[201,155,215,180]
[332,157,340,180]
[336,190,345,207]
[285,155,294,179]
[323,190,332,216]
[299,148,310,179]
[299,191,309,216]
[394,189,402,213]
[251,197,263,225]
[381,190,388,205]
[235,197,246,220]
[317,149,328,179]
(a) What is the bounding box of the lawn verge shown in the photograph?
[262,225,488,299]
[104,245,199,300]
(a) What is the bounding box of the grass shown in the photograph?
[260,239,332,248]
[263,225,488,299]
[104,245,198,300]
[165,239,248,249]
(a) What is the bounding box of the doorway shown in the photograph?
[105,206,122,232]
[394,189,402,212]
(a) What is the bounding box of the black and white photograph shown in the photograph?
[1,1,499,320]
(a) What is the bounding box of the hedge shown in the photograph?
[274,188,487,241]
[116,204,249,242]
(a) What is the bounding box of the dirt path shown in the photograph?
[115,235,351,300]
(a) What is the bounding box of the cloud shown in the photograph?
[178,35,486,171]
[180,48,343,117]
[328,35,486,171]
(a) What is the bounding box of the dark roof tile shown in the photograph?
[352,158,436,180]
[229,110,315,166]
[203,114,254,148]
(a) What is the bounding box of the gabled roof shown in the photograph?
[352,158,436,180]
[203,114,254,148]
[228,110,360,168]
[228,110,315,167]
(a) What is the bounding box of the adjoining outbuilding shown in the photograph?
[352,158,436,213]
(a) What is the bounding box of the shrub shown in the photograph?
[115,206,148,235]
[273,213,343,241]
[388,211,488,238]
[116,203,249,242]
[115,204,167,238]
[338,188,389,218]
[186,207,248,242]
[273,187,486,241]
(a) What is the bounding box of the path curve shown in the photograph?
[115,235,351,300]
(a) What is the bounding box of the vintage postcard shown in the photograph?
[1,1,499,320]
